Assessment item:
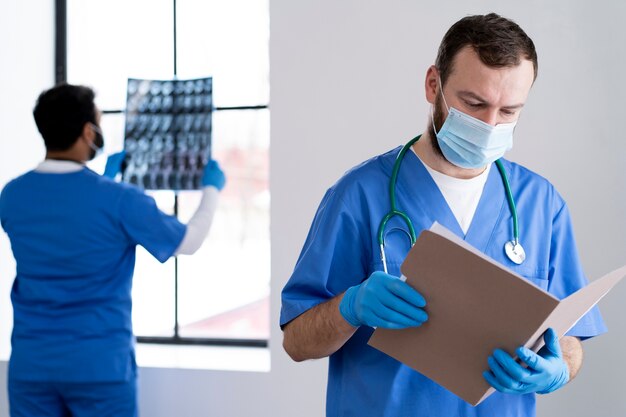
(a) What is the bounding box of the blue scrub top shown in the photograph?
[0,167,186,382]
[280,146,606,417]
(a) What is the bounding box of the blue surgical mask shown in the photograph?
[432,80,516,169]
[88,123,105,160]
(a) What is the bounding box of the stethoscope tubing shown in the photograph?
[378,135,521,272]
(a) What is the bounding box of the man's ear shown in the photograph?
[424,65,439,105]
[80,122,94,142]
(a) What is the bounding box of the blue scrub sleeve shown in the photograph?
[118,187,186,263]
[548,203,607,339]
[280,188,370,327]
[0,184,8,228]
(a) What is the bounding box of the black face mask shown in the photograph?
[88,123,105,160]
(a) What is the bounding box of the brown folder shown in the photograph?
[368,223,626,406]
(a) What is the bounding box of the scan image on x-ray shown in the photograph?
[122,77,213,190]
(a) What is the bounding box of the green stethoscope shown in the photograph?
[377,135,525,273]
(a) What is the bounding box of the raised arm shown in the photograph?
[174,160,226,255]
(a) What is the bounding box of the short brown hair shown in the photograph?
[435,13,538,85]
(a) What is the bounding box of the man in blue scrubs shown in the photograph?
[280,13,606,417]
[0,83,225,416]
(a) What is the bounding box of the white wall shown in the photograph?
[0,0,54,413]
[2,1,626,416]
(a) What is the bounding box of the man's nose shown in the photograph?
[478,110,499,126]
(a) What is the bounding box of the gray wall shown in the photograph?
[272,1,626,416]
[2,1,626,416]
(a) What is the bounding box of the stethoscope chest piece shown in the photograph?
[504,240,526,265]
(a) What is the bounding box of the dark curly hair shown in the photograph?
[33,83,98,151]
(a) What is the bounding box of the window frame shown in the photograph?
[55,0,269,348]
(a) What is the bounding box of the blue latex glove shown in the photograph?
[339,271,428,329]
[103,151,126,179]
[483,328,570,395]
[201,160,226,190]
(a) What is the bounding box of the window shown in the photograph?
[62,0,270,346]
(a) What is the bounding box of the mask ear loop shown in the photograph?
[86,123,104,155]
[431,76,450,136]
[430,106,439,136]
[437,76,451,111]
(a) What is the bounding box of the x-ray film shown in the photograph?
[122,77,213,190]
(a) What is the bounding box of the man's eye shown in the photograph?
[501,109,515,116]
